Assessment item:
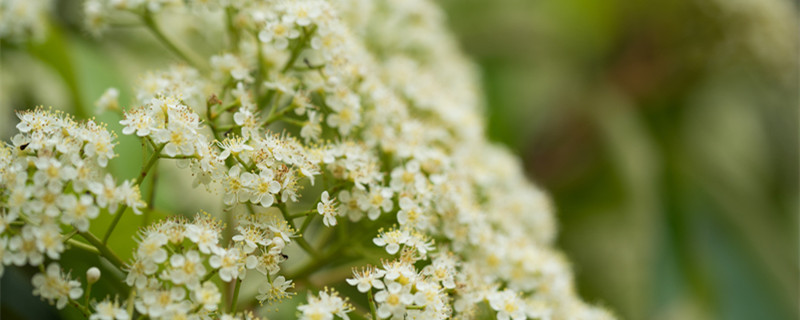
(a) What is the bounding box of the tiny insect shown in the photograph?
[19,143,29,150]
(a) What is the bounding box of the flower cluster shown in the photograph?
[126,212,295,318]
[0,0,616,319]
[0,108,144,280]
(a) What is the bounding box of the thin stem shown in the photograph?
[141,10,204,68]
[105,143,164,244]
[299,212,315,234]
[367,289,378,320]
[202,269,219,282]
[70,298,91,317]
[126,287,136,318]
[263,99,301,126]
[134,143,165,185]
[278,203,317,256]
[225,6,240,52]
[66,239,100,255]
[229,279,242,313]
[282,25,317,72]
[288,209,315,219]
[84,282,93,310]
[215,99,241,118]
[143,159,159,226]
[79,231,127,270]
[103,206,127,245]
[62,229,78,242]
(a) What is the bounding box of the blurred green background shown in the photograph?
[440,0,798,319]
[1,0,798,319]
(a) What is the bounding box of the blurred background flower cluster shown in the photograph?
[1,0,797,319]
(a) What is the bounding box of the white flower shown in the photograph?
[82,120,117,167]
[326,105,360,136]
[34,223,64,260]
[300,111,322,142]
[222,165,253,205]
[91,298,129,320]
[211,53,252,82]
[359,186,393,220]
[247,168,281,207]
[89,174,121,212]
[193,281,221,311]
[31,263,83,310]
[373,228,409,255]
[137,233,168,265]
[163,250,206,288]
[231,225,268,254]
[8,227,44,266]
[119,108,155,137]
[153,121,197,157]
[317,191,339,227]
[209,247,246,282]
[95,87,120,113]
[488,289,527,320]
[33,156,76,190]
[58,194,100,232]
[258,18,300,50]
[374,282,413,319]
[116,180,145,215]
[256,275,293,303]
[346,266,386,293]
[185,222,221,254]
[297,289,353,320]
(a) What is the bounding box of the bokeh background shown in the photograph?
[440,0,799,319]
[1,0,798,319]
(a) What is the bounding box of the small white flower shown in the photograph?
[256,275,294,303]
[488,289,527,320]
[346,266,386,293]
[209,247,246,282]
[90,297,128,320]
[317,191,339,227]
[193,281,221,311]
[31,263,83,310]
[58,194,100,232]
[95,87,120,113]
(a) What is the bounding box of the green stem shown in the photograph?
[201,269,218,283]
[225,6,240,51]
[263,99,308,126]
[103,206,127,245]
[282,25,317,72]
[367,289,378,320]
[70,298,91,317]
[126,287,136,318]
[134,144,165,185]
[229,279,242,313]
[288,209,315,219]
[299,213,315,234]
[278,203,317,256]
[62,229,78,242]
[215,99,241,118]
[105,144,164,244]
[66,239,100,255]
[143,159,159,226]
[141,10,204,69]
[84,282,93,310]
[78,231,127,270]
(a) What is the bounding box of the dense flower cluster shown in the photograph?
[0,0,616,319]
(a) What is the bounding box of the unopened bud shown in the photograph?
[86,267,101,284]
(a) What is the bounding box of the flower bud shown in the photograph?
[86,267,101,284]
